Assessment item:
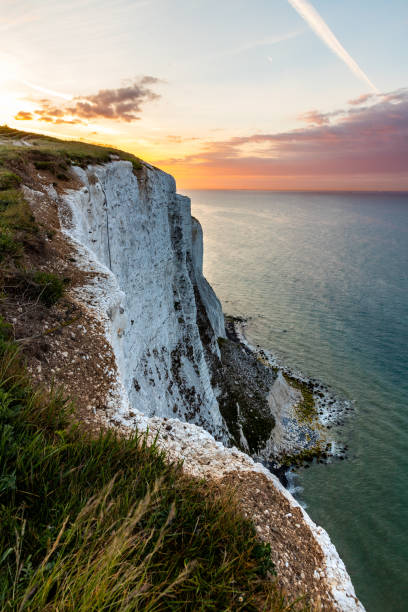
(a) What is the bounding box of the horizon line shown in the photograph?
[180,187,408,194]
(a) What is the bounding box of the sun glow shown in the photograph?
[0,53,20,86]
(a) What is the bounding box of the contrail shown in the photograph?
[287,0,378,93]
[19,79,73,100]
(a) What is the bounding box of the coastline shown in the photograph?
[224,315,352,479]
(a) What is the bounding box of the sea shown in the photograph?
[187,189,408,612]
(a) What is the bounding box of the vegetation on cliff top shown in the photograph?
[0,148,66,309]
[0,333,300,611]
[0,125,144,172]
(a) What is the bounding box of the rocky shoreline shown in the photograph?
[222,315,353,477]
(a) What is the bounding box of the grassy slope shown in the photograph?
[0,127,305,611]
[0,125,144,172]
[0,340,285,611]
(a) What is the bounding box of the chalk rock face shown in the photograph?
[61,161,227,438]
[191,218,225,340]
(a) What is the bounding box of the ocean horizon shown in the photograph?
[188,188,408,612]
[185,188,408,193]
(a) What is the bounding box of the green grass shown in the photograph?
[0,186,36,263]
[0,184,67,306]
[0,149,66,303]
[0,331,297,611]
[0,171,22,191]
[24,271,66,307]
[0,189,37,236]
[0,229,21,261]
[0,125,144,172]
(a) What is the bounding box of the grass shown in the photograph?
[0,171,22,191]
[23,271,66,306]
[0,184,66,306]
[0,189,37,235]
[0,125,144,172]
[0,140,66,306]
[0,184,38,266]
[0,327,300,611]
[0,229,21,261]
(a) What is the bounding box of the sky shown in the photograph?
[1,0,407,190]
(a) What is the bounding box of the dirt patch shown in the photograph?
[219,470,337,611]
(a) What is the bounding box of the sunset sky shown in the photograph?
[1,0,407,190]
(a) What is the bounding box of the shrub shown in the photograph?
[130,158,143,171]
[0,228,21,260]
[0,171,21,191]
[33,160,54,171]
[29,271,66,306]
[0,317,12,341]
[0,189,37,234]
[0,188,23,210]
[0,316,13,354]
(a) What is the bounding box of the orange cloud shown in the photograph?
[14,110,33,121]
[14,77,161,126]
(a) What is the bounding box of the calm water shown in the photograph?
[187,190,408,612]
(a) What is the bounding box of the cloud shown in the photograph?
[287,0,378,93]
[228,31,301,56]
[165,135,200,143]
[158,89,408,188]
[348,93,375,106]
[298,109,343,125]
[67,77,160,122]
[14,111,33,121]
[15,77,161,125]
[15,99,84,125]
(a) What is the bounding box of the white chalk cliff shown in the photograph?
[54,160,364,611]
[60,161,226,438]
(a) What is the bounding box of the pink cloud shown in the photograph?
[348,93,375,106]
[160,89,408,189]
[298,109,343,125]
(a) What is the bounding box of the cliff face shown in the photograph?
[59,161,227,437]
[18,156,364,611]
